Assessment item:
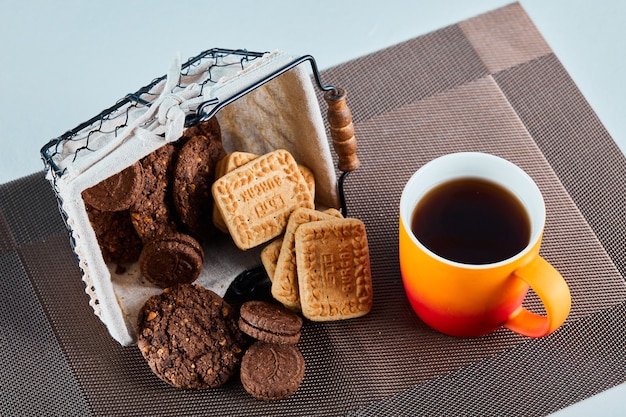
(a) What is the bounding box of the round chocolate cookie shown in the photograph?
[173,117,226,241]
[85,205,143,264]
[240,341,305,401]
[137,284,245,389]
[130,143,179,241]
[139,233,204,288]
[82,161,144,211]
[239,300,302,345]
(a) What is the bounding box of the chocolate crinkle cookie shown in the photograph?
[137,284,246,389]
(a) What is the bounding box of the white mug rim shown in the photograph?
[400,152,546,270]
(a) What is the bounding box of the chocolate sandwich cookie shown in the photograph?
[173,117,226,241]
[137,284,245,389]
[85,204,143,264]
[239,300,302,345]
[139,233,204,288]
[130,143,179,241]
[240,341,305,401]
[82,161,144,212]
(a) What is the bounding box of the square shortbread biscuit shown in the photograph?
[297,164,315,201]
[215,152,258,179]
[295,218,373,321]
[213,152,316,233]
[261,237,283,282]
[271,207,343,311]
[213,152,259,232]
[212,149,313,250]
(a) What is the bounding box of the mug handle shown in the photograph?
[503,256,571,338]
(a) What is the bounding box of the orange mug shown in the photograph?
[399,152,571,338]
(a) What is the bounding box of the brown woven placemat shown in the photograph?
[2,3,625,416]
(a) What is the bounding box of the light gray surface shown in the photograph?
[550,385,626,417]
[1,0,625,186]
[0,1,624,415]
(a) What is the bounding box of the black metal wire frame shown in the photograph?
[40,47,351,215]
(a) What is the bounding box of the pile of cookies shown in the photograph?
[238,300,305,401]
[83,118,225,286]
[83,118,374,400]
[137,286,305,400]
[210,147,374,322]
[262,208,374,322]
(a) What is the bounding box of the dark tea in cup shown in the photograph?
[411,177,530,265]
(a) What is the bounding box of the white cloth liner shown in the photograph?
[47,50,338,346]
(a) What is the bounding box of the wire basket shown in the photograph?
[40,47,359,345]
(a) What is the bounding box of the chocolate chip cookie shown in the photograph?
[85,204,143,264]
[137,284,245,389]
[130,143,179,241]
[172,117,226,241]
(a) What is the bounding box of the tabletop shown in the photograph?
[1,1,625,416]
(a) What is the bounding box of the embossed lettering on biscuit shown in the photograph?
[295,218,373,321]
[271,208,343,311]
[213,152,259,233]
[213,152,316,234]
[212,149,314,250]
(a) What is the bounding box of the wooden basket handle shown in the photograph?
[324,88,360,172]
